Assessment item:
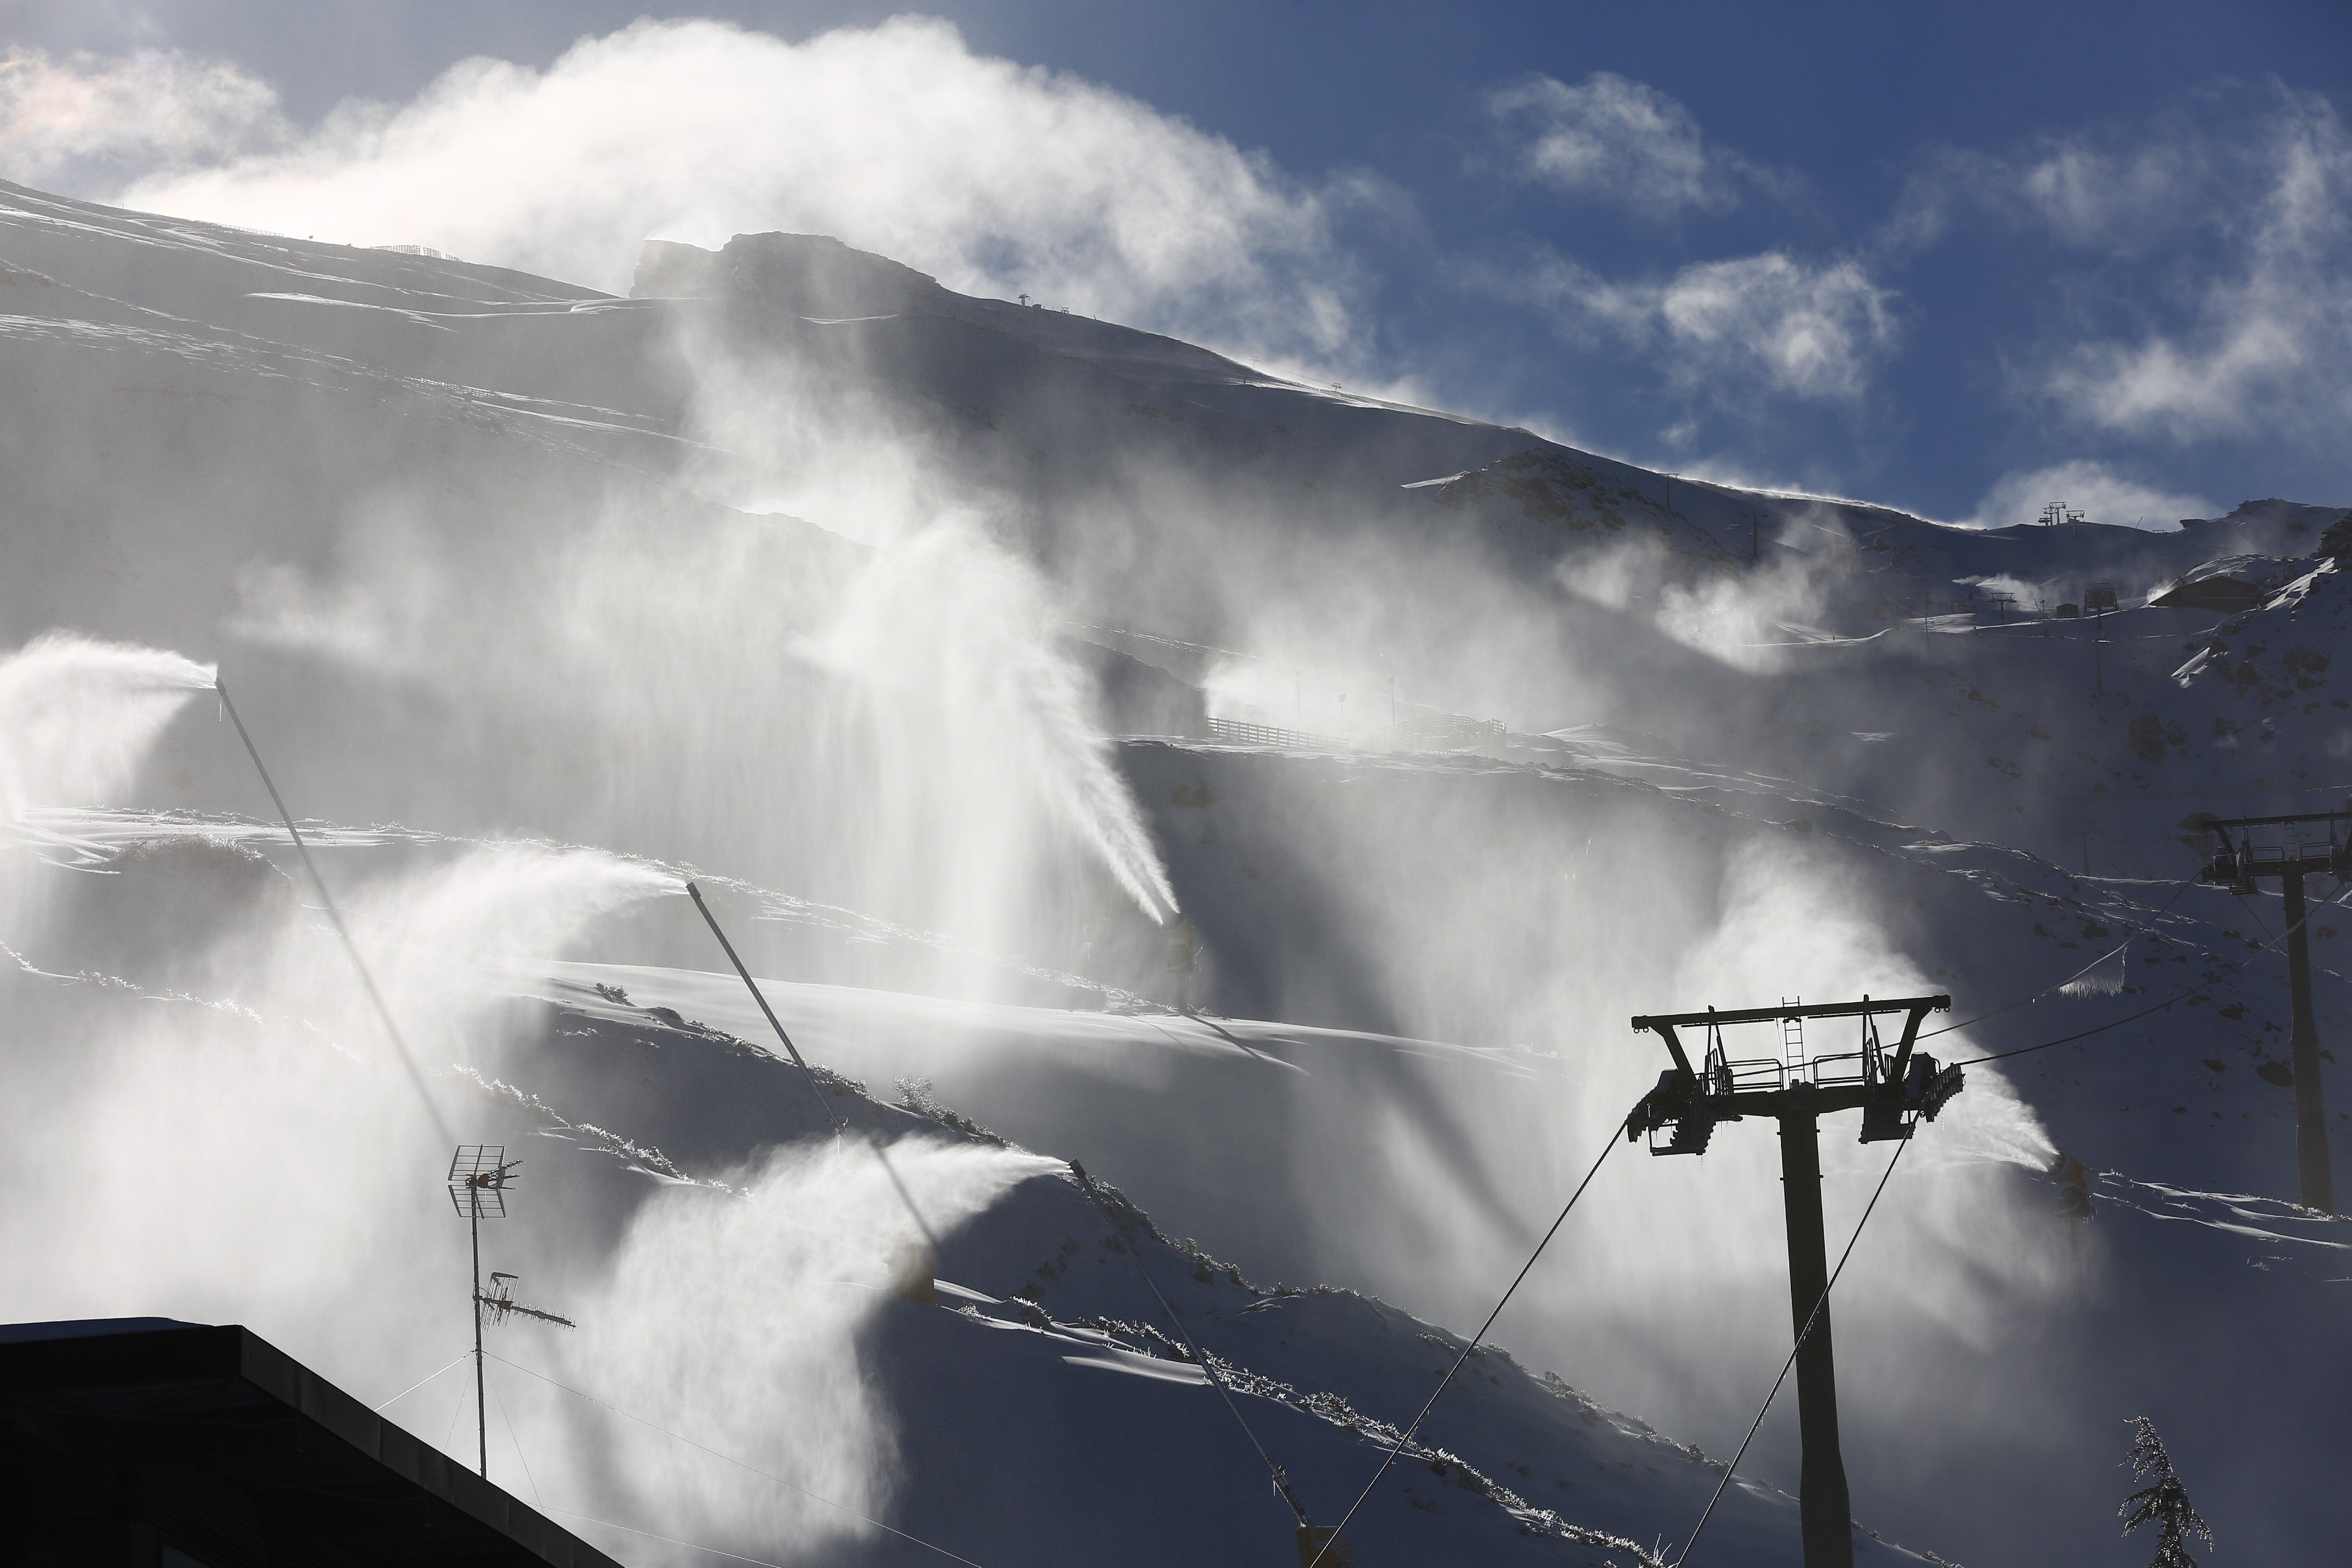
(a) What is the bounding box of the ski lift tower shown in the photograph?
[1626,994,1962,1568]
[449,1145,519,1479]
[2084,583,2119,693]
[2182,805,2352,1213]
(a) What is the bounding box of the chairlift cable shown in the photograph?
[214,677,454,1145]
[1949,879,2352,1068]
[1069,1162,1316,1530]
[1672,1134,1910,1567]
[1307,1121,1624,1568]
[1918,876,2196,1042]
[486,1350,990,1567]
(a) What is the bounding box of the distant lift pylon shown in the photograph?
[1626,993,1962,1568]
[2183,804,2348,1214]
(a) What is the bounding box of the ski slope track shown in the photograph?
[4,178,2350,1566]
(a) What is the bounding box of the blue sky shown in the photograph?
[7,0,2350,525]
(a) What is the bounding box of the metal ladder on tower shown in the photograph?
[1782,998,1807,1081]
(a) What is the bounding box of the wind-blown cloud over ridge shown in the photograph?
[0,18,1372,372]
[1486,71,1778,215]
[1481,243,1897,404]
[1890,82,2352,451]
[1961,460,2215,533]
[0,44,288,189]
[2045,89,2352,443]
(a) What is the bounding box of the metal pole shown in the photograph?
[2282,873,2336,1213]
[471,1202,487,1477]
[1779,1096,1854,1568]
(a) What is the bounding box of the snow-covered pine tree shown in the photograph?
[2120,1417,2212,1568]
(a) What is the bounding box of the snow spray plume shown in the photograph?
[512,1139,1057,1565]
[0,632,213,930]
[0,843,666,1399]
[641,272,2077,1474]
[1556,518,1863,674]
[802,519,1177,925]
[96,18,1363,368]
[0,631,213,823]
[229,456,1172,994]
[668,281,1178,935]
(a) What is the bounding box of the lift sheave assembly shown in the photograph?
[1627,993,1962,1157]
[1626,993,1962,1568]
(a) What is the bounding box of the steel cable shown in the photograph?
[1070,1161,1317,1530]
[1672,1136,1909,1566]
[1307,1121,1624,1568]
[1918,875,2196,1042]
[1950,878,2352,1068]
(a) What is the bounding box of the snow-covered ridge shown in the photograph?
[6,172,2352,1565]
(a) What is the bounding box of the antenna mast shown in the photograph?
[448,1145,518,1478]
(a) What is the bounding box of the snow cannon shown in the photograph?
[891,1240,936,1305]
[1298,1524,1355,1566]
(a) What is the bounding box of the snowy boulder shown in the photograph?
[2149,554,2300,612]
[631,230,952,318]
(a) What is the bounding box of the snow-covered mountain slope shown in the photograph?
[6,175,2352,1568]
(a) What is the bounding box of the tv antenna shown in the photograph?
[1626,993,1961,1568]
[448,1145,519,1479]
[480,1272,576,1330]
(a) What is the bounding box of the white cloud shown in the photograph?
[14,19,1373,369]
[1490,244,1897,402]
[1887,138,2209,256]
[1961,459,2215,532]
[2010,138,2209,249]
[1486,72,1766,214]
[2041,91,2352,442]
[1656,252,1893,400]
[1886,85,2352,448]
[0,44,287,187]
